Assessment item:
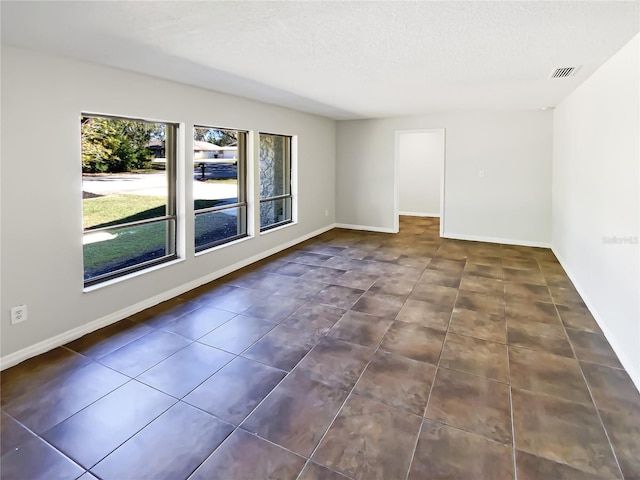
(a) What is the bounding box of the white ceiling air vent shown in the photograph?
[549,66,580,78]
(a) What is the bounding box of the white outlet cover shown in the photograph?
[10,305,27,324]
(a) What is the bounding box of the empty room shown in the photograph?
[1,1,638,479]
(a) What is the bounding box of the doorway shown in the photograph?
[394,129,445,235]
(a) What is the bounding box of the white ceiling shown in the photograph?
[2,1,639,120]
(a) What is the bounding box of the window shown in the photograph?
[259,133,292,231]
[193,127,248,251]
[81,115,178,286]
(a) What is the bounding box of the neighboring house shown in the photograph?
[150,140,238,166]
[194,140,237,160]
[146,138,165,158]
[193,140,218,159]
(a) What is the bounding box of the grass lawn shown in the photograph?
[83,193,234,280]
[83,194,166,230]
[83,194,169,278]
[83,222,170,276]
[194,209,243,249]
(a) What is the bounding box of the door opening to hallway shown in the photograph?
[395,129,445,235]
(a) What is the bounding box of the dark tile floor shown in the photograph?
[2,216,639,480]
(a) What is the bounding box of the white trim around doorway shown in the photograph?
[393,128,446,236]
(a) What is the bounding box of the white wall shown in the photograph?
[552,34,639,388]
[336,111,553,244]
[0,47,336,362]
[397,130,443,217]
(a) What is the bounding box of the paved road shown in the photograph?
[82,173,237,200]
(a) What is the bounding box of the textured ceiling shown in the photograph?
[2,1,639,120]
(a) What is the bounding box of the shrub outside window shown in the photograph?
[81,114,178,286]
[259,133,292,231]
[193,126,248,251]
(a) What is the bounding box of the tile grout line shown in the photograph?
[11,228,341,477]
[11,379,174,479]
[0,407,89,476]
[504,273,519,480]
[84,312,240,381]
[294,311,400,480]
[163,279,356,479]
[303,233,438,480]
[406,250,518,476]
[82,387,178,474]
[507,344,518,480]
[405,254,464,480]
[239,236,532,477]
[185,311,338,479]
[186,258,392,480]
[9,348,186,474]
[510,258,625,479]
[82,347,240,477]
[290,236,407,480]
[123,308,287,412]
[547,288,626,480]
[11,221,621,480]
[304,221,439,477]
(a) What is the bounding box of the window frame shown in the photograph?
[193,126,249,252]
[259,132,293,232]
[81,113,179,287]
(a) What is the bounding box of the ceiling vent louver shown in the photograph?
[549,67,579,78]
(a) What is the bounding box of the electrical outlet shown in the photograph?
[10,305,27,325]
[325,209,329,217]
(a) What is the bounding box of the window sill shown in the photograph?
[259,221,297,236]
[195,234,253,257]
[83,257,185,293]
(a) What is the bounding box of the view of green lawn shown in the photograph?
[82,192,235,278]
[83,194,170,277]
[83,194,166,230]
[83,221,170,275]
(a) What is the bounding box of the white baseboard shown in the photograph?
[552,248,640,393]
[334,223,398,234]
[442,232,552,249]
[399,211,440,218]
[0,223,337,371]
